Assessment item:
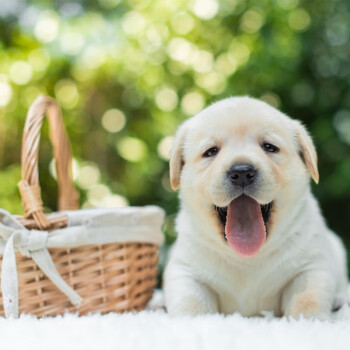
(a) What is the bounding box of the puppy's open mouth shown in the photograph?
[214,195,273,257]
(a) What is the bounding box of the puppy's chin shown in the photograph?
[214,195,273,257]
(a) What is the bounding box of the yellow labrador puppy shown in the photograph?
[164,97,348,319]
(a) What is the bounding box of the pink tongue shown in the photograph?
[225,195,266,257]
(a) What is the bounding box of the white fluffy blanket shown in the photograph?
[1,292,350,350]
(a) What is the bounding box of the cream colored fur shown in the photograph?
[163,97,348,319]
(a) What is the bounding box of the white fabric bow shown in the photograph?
[0,207,164,318]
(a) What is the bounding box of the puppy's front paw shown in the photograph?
[287,291,325,319]
[164,272,219,316]
[166,295,217,316]
[284,288,333,320]
[282,271,335,320]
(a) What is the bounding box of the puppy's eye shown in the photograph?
[262,143,279,153]
[203,147,219,158]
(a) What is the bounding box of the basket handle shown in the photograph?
[18,95,79,230]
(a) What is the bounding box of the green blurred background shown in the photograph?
[0,0,349,275]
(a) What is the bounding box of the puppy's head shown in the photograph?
[170,97,318,257]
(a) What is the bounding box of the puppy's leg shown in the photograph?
[164,263,218,316]
[282,271,334,320]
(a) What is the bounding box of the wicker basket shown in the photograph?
[0,96,164,318]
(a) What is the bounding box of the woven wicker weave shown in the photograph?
[0,96,160,317]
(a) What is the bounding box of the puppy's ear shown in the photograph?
[170,123,188,190]
[294,121,319,184]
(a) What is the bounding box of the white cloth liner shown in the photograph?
[0,206,165,319]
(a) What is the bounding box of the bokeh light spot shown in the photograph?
[122,11,146,35]
[155,87,178,111]
[229,42,251,66]
[102,194,129,207]
[191,0,219,20]
[142,28,163,53]
[181,91,205,115]
[288,9,310,32]
[59,3,83,17]
[76,163,101,189]
[28,49,51,72]
[9,61,33,85]
[167,38,194,64]
[102,109,126,133]
[260,92,281,108]
[71,64,94,82]
[88,184,110,203]
[60,31,84,55]
[215,54,237,76]
[171,12,195,35]
[276,0,299,10]
[54,79,79,109]
[117,137,148,162]
[157,136,174,161]
[98,0,121,9]
[240,9,265,34]
[84,188,128,208]
[325,19,350,47]
[81,46,107,69]
[0,79,13,107]
[192,50,214,73]
[129,0,152,10]
[195,72,226,94]
[34,12,59,43]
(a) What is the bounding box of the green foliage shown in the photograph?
[0,0,350,275]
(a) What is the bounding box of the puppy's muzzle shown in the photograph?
[228,164,256,187]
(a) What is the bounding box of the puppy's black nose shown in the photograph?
[228,164,256,187]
